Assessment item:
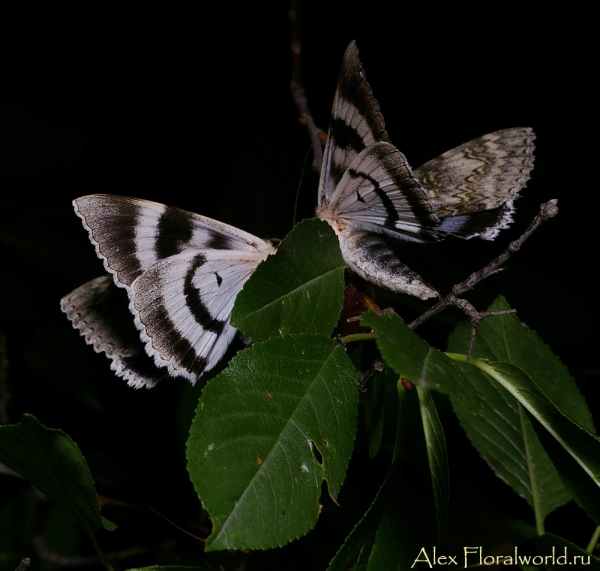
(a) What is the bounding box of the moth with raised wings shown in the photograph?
[61,195,277,388]
[316,41,535,299]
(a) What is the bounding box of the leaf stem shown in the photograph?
[586,525,600,553]
[88,531,114,571]
[444,352,468,363]
[342,332,377,344]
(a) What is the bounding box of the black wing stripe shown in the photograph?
[184,254,227,336]
[150,301,208,377]
[340,144,438,230]
[329,117,368,154]
[346,168,399,226]
[156,205,194,259]
[335,42,389,146]
[206,231,234,250]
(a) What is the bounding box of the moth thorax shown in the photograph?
[262,240,279,260]
[315,206,346,236]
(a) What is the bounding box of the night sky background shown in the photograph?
[1,3,596,568]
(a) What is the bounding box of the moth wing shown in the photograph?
[319,41,390,207]
[60,275,167,388]
[73,194,270,289]
[129,249,265,382]
[325,142,439,241]
[414,127,535,239]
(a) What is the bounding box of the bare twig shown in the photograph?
[14,559,31,571]
[358,358,385,392]
[407,200,558,358]
[453,298,517,360]
[149,506,205,541]
[343,201,557,370]
[289,0,326,176]
[409,199,559,332]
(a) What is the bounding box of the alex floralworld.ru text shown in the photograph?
[411,546,591,567]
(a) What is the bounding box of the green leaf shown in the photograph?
[362,368,388,458]
[327,473,410,571]
[417,387,449,542]
[232,218,346,341]
[359,312,470,404]
[537,533,600,570]
[0,414,114,566]
[448,296,594,430]
[456,357,600,527]
[187,335,358,550]
[447,297,594,523]
[328,382,437,570]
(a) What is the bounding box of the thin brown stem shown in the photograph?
[409,199,559,332]
[14,559,31,571]
[288,0,326,177]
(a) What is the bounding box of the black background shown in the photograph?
[1,2,597,568]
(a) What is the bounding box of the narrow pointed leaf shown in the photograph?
[328,382,437,570]
[448,296,594,428]
[417,387,449,542]
[455,357,600,526]
[359,312,473,407]
[232,218,346,341]
[362,368,388,458]
[537,533,600,570]
[447,297,594,521]
[187,335,358,550]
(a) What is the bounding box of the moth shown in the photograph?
[316,41,535,299]
[61,195,277,388]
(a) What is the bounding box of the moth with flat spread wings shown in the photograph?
[61,195,277,388]
[316,41,535,299]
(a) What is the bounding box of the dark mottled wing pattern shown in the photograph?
[316,41,535,299]
[415,127,536,239]
[66,194,276,387]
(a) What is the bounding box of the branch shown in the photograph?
[408,200,559,358]
[358,358,385,392]
[14,559,30,571]
[453,299,517,360]
[409,200,558,331]
[288,0,326,174]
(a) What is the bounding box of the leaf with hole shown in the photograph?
[187,334,359,550]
